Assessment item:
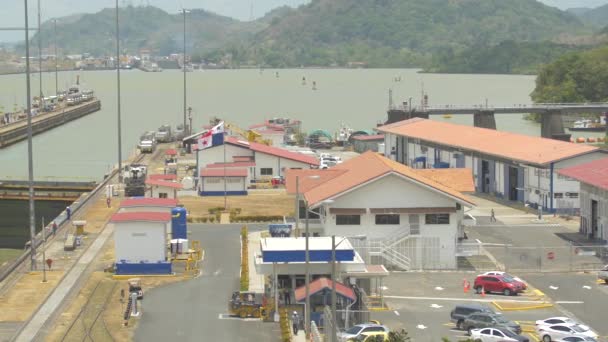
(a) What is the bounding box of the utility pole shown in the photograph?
[295,176,300,237]
[25,0,37,271]
[182,9,188,134]
[331,235,337,342]
[116,0,123,182]
[41,217,47,283]
[54,19,58,96]
[37,0,43,109]
[304,197,310,337]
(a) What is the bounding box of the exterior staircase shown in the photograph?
[367,227,412,271]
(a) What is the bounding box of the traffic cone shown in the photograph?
[481,287,486,297]
[463,279,469,293]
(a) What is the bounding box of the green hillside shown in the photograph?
[532,45,608,103]
[33,6,261,56]
[224,0,588,67]
[578,4,608,28]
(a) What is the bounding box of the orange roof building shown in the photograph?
[285,151,476,270]
[377,118,607,213]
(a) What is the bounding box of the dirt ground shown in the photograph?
[179,190,295,217]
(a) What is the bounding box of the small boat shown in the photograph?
[442,114,453,119]
[568,118,606,132]
[334,123,353,146]
[312,81,317,90]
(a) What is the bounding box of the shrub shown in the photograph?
[209,216,215,223]
[201,217,208,223]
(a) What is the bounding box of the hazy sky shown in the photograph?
[0,0,606,42]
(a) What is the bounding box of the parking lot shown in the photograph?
[367,196,608,341]
[370,272,568,341]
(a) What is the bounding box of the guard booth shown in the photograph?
[73,220,87,236]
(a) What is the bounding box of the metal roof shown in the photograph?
[120,198,178,207]
[377,118,600,166]
[110,212,171,223]
[294,277,356,302]
[200,168,248,177]
[145,179,183,189]
[557,157,608,191]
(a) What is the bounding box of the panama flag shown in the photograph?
[198,121,224,150]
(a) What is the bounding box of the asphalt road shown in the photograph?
[134,224,279,342]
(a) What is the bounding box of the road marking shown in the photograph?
[475,239,482,243]
[549,285,559,290]
[393,310,400,316]
[527,332,540,342]
[416,324,427,330]
[213,269,222,276]
[383,295,584,304]
[435,286,444,291]
[582,285,591,290]
[444,322,456,327]
[430,304,443,309]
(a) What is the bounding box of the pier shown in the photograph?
[0,99,101,148]
[0,179,96,201]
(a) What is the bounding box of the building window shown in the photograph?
[566,192,579,199]
[554,192,563,199]
[375,214,400,225]
[159,193,168,199]
[336,215,361,225]
[227,178,241,183]
[261,168,273,176]
[206,178,221,184]
[425,213,450,224]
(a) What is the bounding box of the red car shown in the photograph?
[473,275,523,296]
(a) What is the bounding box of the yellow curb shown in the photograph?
[533,289,546,297]
[528,333,541,342]
[521,326,537,333]
[369,307,391,311]
[492,301,554,311]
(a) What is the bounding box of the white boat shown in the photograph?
[335,123,353,146]
[569,118,606,132]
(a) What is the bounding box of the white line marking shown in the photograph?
[475,239,482,243]
[549,285,559,290]
[430,304,443,308]
[435,286,444,291]
[555,301,585,304]
[393,310,400,316]
[383,295,583,304]
[416,324,427,330]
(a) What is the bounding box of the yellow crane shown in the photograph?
[225,122,272,145]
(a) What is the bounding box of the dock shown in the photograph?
[0,99,101,148]
[0,179,96,201]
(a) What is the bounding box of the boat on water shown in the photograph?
[335,123,353,146]
[442,114,453,119]
[568,117,607,132]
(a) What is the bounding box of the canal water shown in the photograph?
[0,68,546,180]
[0,200,70,248]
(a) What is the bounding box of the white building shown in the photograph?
[286,151,476,270]
[254,129,285,146]
[145,178,183,199]
[198,136,319,180]
[118,198,178,213]
[559,158,608,241]
[199,168,248,196]
[111,212,172,274]
[205,161,255,183]
[378,118,607,213]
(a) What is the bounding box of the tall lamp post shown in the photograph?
[24,0,36,271]
[37,0,43,109]
[181,9,189,134]
[53,19,58,96]
[115,0,123,182]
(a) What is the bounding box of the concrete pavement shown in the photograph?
[134,224,280,342]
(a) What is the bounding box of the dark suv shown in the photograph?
[450,304,495,330]
[463,312,521,335]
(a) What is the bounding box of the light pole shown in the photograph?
[53,19,58,96]
[25,0,37,271]
[301,175,320,337]
[115,0,123,182]
[181,9,189,134]
[37,0,43,110]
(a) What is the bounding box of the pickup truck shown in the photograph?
[598,265,608,284]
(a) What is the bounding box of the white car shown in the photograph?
[336,324,389,342]
[535,317,590,332]
[536,324,598,342]
[470,327,529,342]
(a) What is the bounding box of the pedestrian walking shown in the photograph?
[52,221,57,236]
[490,208,496,222]
[291,311,299,335]
[66,206,71,220]
[106,197,111,208]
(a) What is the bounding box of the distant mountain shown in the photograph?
[223,0,588,68]
[566,7,592,15]
[32,6,261,56]
[577,3,608,27]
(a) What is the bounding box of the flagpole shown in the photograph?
[223,135,227,209]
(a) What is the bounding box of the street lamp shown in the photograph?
[115,0,123,182]
[53,19,58,96]
[24,0,37,271]
[181,9,190,134]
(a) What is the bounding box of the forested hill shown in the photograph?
[33,6,261,56]
[571,3,608,28]
[231,0,587,67]
[532,45,608,103]
[29,1,595,72]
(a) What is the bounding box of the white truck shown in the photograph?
[598,265,608,284]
